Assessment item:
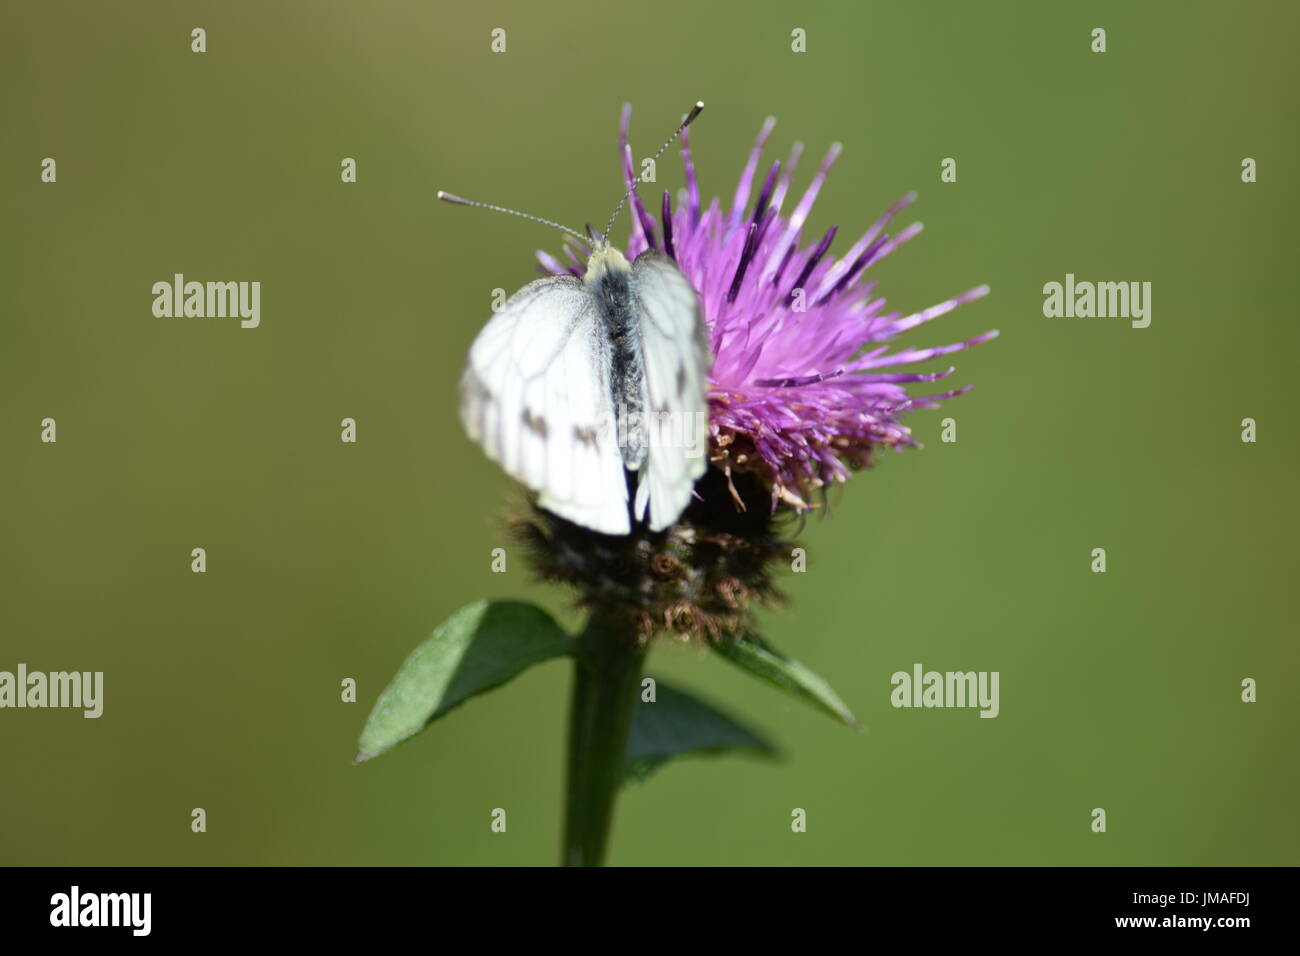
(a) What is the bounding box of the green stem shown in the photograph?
[562,614,646,866]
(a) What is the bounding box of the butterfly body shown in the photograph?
[459,244,711,536]
[586,246,648,470]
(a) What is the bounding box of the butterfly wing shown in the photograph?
[629,250,713,531]
[459,276,631,535]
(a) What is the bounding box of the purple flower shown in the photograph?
[538,107,997,512]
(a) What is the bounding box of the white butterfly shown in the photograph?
[444,104,712,536]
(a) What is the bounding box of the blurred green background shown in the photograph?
[3,0,1297,866]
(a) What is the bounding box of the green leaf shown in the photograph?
[709,634,859,728]
[357,600,574,762]
[624,679,779,783]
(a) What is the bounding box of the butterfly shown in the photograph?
[442,104,712,536]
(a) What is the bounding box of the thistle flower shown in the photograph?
[517,109,996,644]
[538,108,997,512]
[363,105,999,867]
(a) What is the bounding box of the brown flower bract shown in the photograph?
[510,469,794,643]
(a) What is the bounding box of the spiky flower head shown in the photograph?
[538,108,997,512]
[522,106,996,642]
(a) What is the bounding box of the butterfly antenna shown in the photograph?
[602,101,704,242]
[437,191,589,245]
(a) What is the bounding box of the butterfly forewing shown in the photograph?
[458,276,631,535]
[630,250,713,530]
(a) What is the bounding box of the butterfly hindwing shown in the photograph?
[459,276,631,535]
[629,250,713,530]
